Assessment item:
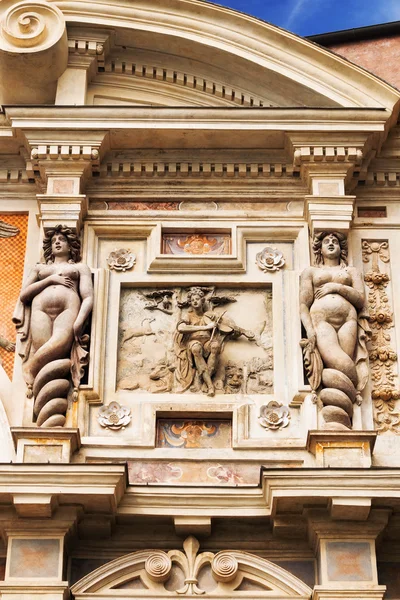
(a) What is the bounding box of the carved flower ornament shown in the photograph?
[256,247,285,273]
[259,401,290,430]
[98,401,131,430]
[107,248,136,272]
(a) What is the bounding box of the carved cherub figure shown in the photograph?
[174,287,254,396]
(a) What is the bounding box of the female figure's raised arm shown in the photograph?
[299,268,316,344]
[73,264,94,340]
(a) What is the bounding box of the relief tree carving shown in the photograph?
[13,226,94,427]
[300,232,370,430]
[362,240,400,433]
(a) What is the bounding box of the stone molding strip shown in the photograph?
[101,60,269,108]
[99,161,295,178]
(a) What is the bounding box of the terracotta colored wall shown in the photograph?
[0,214,28,378]
[327,36,400,89]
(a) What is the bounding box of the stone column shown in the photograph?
[306,509,388,599]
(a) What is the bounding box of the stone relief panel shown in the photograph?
[117,286,273,396]
[0,215,28,377]
[156,419,231,448]
[161,233,231,255]
[362,240,400,433]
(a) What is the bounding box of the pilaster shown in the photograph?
[306,508,388,600]
[0,507,79,600]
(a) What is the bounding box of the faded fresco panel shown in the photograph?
[326,541,373,582]
[162,233,231,255]
[117,286,273,395]
[0,214,28,377]
[9,538,60,578]
[128,460,260,486]
[156,419,231,448]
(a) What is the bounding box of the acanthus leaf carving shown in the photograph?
[362,240,400,433]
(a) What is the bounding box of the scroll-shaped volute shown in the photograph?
[212,552,239,583]
[144,552,172,582]
[0,1,68,104]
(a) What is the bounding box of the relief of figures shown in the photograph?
[13,226,94,427]
[300,232,370,430]
[117,286,273,395]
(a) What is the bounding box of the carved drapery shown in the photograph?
[362,240,400,433]
[71,535,312,599]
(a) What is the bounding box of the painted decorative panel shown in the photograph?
[0,214,28,377]
[161,233,231,255]
[156,419,231,448]
[128,460,260,486]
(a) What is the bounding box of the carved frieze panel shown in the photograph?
[362,240,400,433]
[117,286,273,396]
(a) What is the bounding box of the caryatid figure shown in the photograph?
[300,232,370,430]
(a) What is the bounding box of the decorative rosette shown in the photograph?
[256,247,285,272]
[97,401,131,430]
[107,249,136,272]
[259,401,290,430]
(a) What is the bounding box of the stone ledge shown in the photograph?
[307,430,377,468]
[11,427,81,464]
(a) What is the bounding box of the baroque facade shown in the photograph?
[0,1,400,598]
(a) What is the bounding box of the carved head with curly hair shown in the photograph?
[312,231,348,268]
[43,225,81,264]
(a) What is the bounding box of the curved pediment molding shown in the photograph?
[71,535,312,598]
[54,0,400,110]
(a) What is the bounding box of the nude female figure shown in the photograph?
[14,226,93,427]
[300,232,369,429]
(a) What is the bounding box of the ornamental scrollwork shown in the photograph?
[362,240,400,433]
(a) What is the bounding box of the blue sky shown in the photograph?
[211,0,400,36]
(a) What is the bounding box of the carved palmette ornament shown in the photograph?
[98,401,131,430]
[258,401,290,430]
[107,248,136,271]
[362,240,400,433]
[256,247,285,272]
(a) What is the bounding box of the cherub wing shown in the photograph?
[0,220,19,238]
